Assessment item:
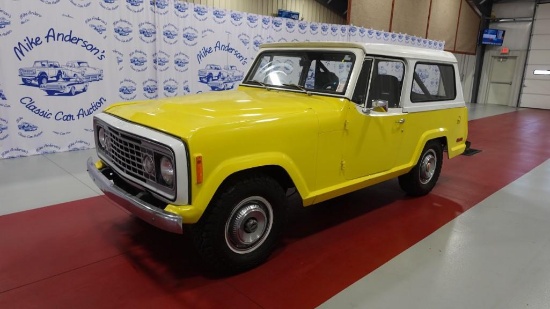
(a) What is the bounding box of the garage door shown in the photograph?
[520,3,550,109]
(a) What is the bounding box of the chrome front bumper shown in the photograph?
[87,157,183,234]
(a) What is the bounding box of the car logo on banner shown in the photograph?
[113,19,133,42]
[238,33,250,49]
[383,32,390,41]
[212,9,227,24]
[142,79,158,99]
[298,21,307,34]
[272,18,282,32]
[174,52,189,72]
[100,0,119,11]
[162,23,178,44]
[0,9,13,37]
[193,5,208,21]
[247,14,258,28]
[0,118,8,141]
[163,78,178,97]
[285,20,296,33]
[174,1,189,18]
[152,51,169,72]
[230,11,243,26]
[129,50,147,72]
[252,35,262,52]
[126,0,144,13]
[16,117,43,139]
[261,16,270,29]
[150,0,168,14]
[182,27,198,46]
[119,79,137,100]
[138,21,156,43]
[309,23,319,35]
[330,25,338,36]
[86,17,107,39]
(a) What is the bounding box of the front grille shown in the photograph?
[20,69,35,75]
[106,129,156,182]
[41,84,64,91]
[96,120,177,201]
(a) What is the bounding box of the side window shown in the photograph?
[367,59,405,108]
[411,63,456,102]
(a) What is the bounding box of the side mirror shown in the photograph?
[372,99,388,112]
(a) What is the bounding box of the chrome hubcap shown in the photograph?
[419,149,437,184]
[225,196,273,254]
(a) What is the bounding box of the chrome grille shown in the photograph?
[105,128,156,182]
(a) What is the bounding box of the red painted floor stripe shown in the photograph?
[1,109,550,308]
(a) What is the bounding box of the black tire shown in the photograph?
[398,140,443,196]
[206,74,213,82]
[56,71,62,81]
[46,90,56,96]
[22,78,31,85]
[37,75,48,86]
[190,175,287,274]
[69,86,76,96]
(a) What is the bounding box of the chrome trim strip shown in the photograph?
[87,157,183,234]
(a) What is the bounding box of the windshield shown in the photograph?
[244,50,355,94]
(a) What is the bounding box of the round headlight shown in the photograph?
[160,156,174,186]
[98,127,106,148]
[142,155,154,175]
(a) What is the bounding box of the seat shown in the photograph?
[367,75,401,108]
[315,71,339,91]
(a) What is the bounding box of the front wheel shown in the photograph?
[190,175,287,274]
[398,140,443,196]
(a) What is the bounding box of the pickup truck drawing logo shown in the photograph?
[153,56,168,66]
[182,31,197,41]
[163,84,178,93]
[198,64,242,91]
[19,60,70,86]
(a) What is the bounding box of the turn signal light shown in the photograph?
[196,155,203,184]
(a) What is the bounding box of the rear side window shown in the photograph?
[410,63,456,103]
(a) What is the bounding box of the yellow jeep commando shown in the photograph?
[87,42,468,273]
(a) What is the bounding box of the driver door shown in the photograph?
[343,57,407,180]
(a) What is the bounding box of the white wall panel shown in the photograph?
[532,18,550,34]
[455,53,477,103]
[492,1,535,18]
[520,3,550,108]
[530,34,550,49]
[523,79,550,95]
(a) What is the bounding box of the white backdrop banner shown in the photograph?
[0,0,445,159]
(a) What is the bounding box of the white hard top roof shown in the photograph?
[260,41,456,63]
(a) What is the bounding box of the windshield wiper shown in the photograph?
[283,83,311,95]
[245,80,268,89]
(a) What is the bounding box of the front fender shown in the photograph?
[165,152,310,224]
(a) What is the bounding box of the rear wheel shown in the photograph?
[398,140,443,196]
[190,175,287,274]
[37,75,48,86]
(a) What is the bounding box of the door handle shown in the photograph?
[396,119,405,124]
